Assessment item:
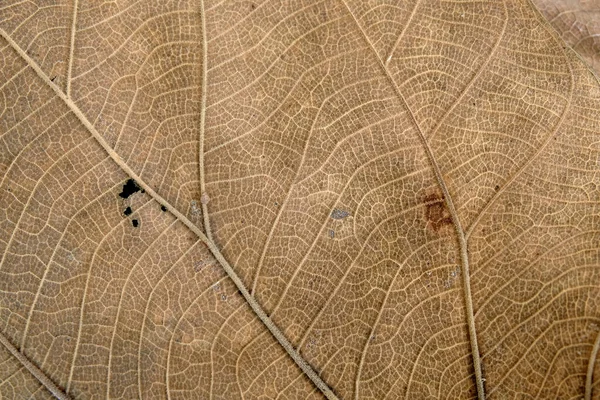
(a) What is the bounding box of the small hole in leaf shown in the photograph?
[124,207,132,216]
[132,219,139,228]
[119,179,141,199]
[161,205,167,212]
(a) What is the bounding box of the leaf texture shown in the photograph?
[0,0,599,399]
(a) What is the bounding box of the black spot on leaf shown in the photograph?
[119,179,141,199]
[124,207,132,216]
[161,205,167,212]
[132,219,139,228]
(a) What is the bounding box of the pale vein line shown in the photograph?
[376,290,463,395]
[465,19,575,241]
[112,75,138,152]
[235,330,268,399]
[535,344,591,399]
[199,0,212,242]
[167,276,230,400]
[106,219,179,400]
[0,365,24,387]
[472,229,588,311]
[487,316,600,396]
[207,0,328,72]
[0,65,26,91]
[205,54,371,156]
[137,238,200,400]
[66,198,155,393]
[207,13,351,111]
[339,1,486,398]
[21,144,107,350]
[439,353,471,399]
[269,146,425,315]
[208,303,245,400]
[249,58,337,294]
[355,239,444,400]
[0,332,70,400]
[427,2,508,142]
[0,28,338,400]
[78,0,141,33]
[385,0,421,65]
[72,10,193,81]
[405,324,465,399]
[275,370,307,400]
[0,113,74,276]
[586,329,600,400]
[0,95,56,142]
[66,0,78,97]
[242,353,288,394]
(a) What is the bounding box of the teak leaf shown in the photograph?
[0,1,599,399]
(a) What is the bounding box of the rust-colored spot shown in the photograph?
[422,191,452,232]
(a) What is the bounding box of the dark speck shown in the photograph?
[119,179,141,199]
[161,205,167,212]
[494,185,500,191]
[124,206,132,216]
[132,219,139,228]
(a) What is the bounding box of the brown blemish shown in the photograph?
[422,190,452,232]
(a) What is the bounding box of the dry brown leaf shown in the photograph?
[0,1,599,399]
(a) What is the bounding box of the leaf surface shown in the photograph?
[0,1,599,399]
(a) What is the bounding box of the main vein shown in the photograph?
[0,27,338,400]
[0,332,71,400]
[198,0,213,242]
[337,1,486,398]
